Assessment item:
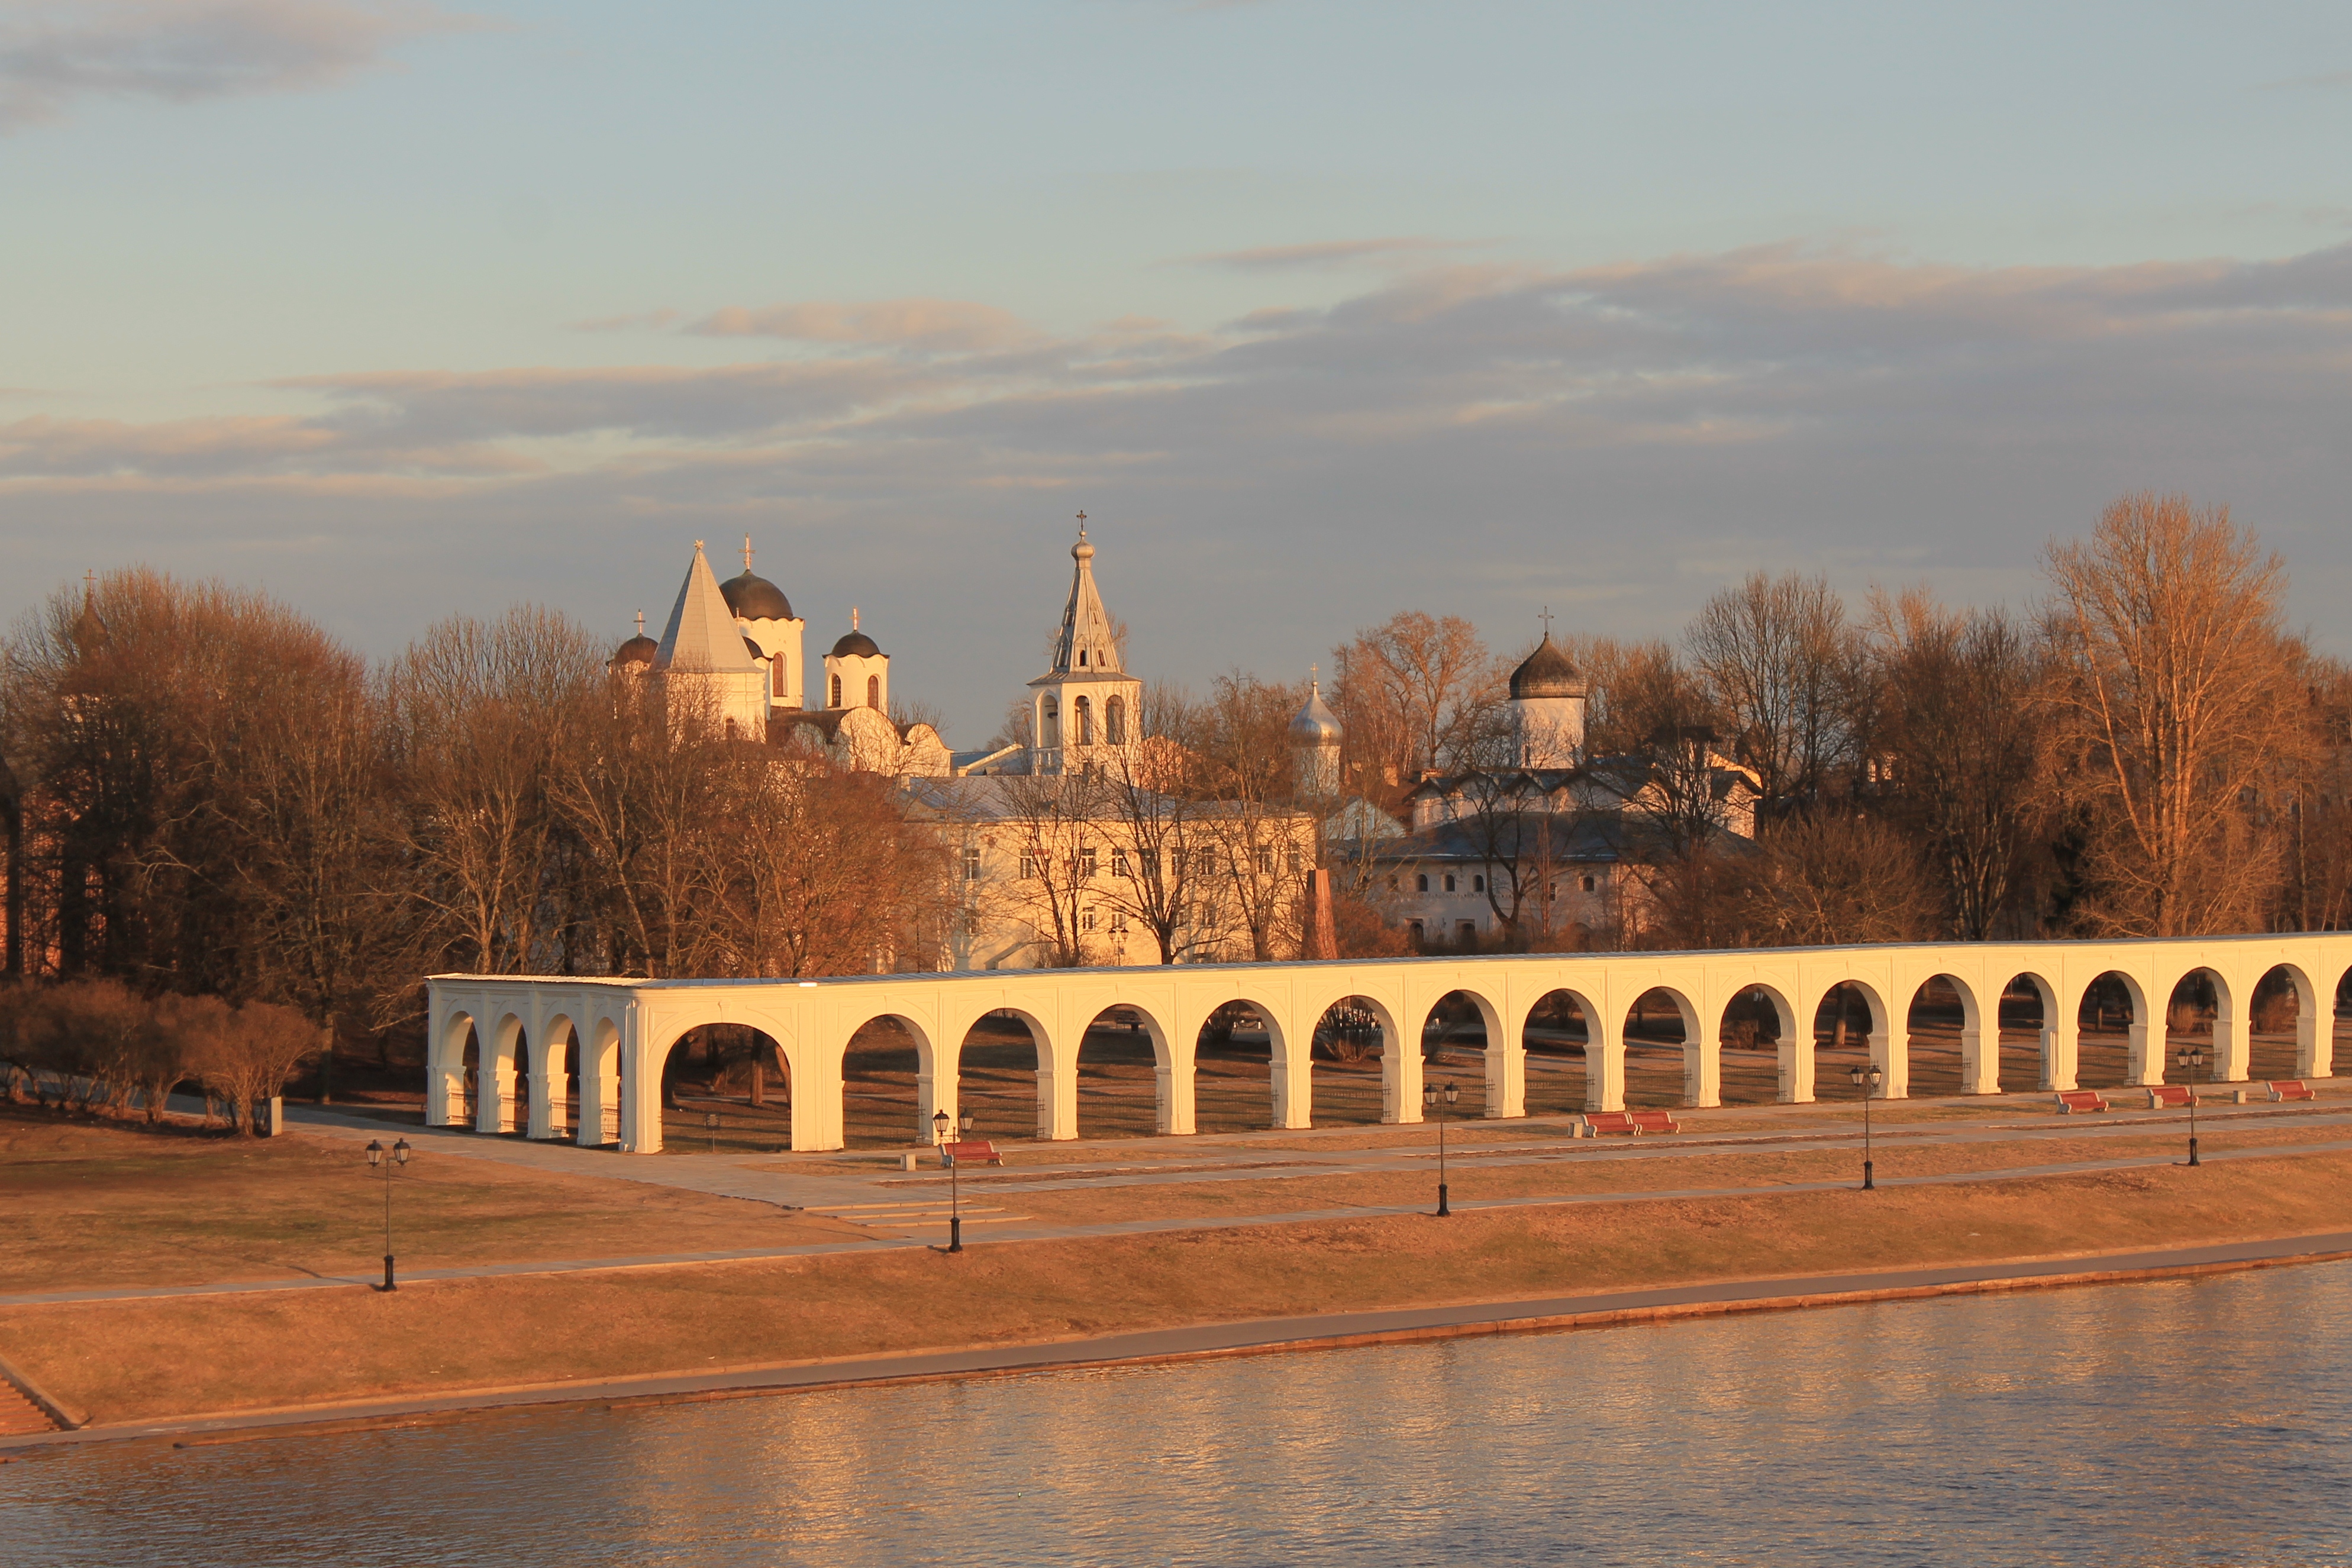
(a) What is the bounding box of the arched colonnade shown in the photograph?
[425,933,2352,1153]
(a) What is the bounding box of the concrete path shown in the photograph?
[11,1229,2348,1453]
[9,1135,2347,1308]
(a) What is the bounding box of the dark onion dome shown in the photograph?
[612,633,658,667]
[742,634,767,660]
[720,569,793,621]
[831,629,882,659]
[1509,634,1584,699]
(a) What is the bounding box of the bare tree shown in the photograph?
[1740,812,1936,947]
[2041,493,2307,936]
[1331,612,1504,812]
[1687,572,1853,816]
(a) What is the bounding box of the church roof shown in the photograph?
[831,630,882,659]
[1289,680,1343,743]
[1045,525,1124,677]
[654,542,761,674]
[721,569,792,622]
[612,634,657,667]
[1509,634,1584,699]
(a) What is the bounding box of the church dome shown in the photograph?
[612,633,658,668]
[742,635,766,660]
[831,630,882,659]
[1289,682,1343,743]
[721,569,792,622]
[1509,634,1583,699]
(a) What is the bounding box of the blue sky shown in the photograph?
[5,1,2351,738]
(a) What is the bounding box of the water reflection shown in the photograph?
[11,1264,2352,1566]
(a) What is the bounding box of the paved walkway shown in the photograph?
[11,1230,2348,1452]
[10,1134,2347,1308]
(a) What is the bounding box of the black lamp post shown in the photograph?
[364,1138,411,1290]
[1847,1062,1882,1190]
[933,1108,976,1251]
[1423,1079,1459,1216]
[2176,1044,2205,1166]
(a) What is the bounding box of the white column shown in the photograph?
[1269,1007,1312,1128]
[1585,1015,1625,1114]
[527,1064,555,1140]
[1385,1029,1426,1124]
[428,1064,463,1127]
[618,1036,663,1153]
[1485,1008,1527,1119]
[576,1061,617,1147]
[1159,1043,1196,1135]
[1684,1018,1721,1109]
[2297,1002,2330,1080]
[1959,1022,1997,1095]
[1040,1060,1079,1140]
[918,1063,952,1146]
[1873,1028,1908,1101]
[2127,1018,2161,1086]
[1777,1028,1815,1104]
[789,1043,844,1152]
[475,1060,511,1134]
[2212,989,2251,1083]
[2042,1015,2077,1091]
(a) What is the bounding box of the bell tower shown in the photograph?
[1027,514,1142,774]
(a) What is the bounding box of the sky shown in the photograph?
[4,1,2351,741]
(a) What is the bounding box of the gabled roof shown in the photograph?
[656,542,760,674]
[1042,528,1125,679]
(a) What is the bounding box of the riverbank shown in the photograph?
[4,1144,2348,1447]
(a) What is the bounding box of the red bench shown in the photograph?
[2055,1090,2108,1114]
[2269,1080,2316,1102]
[940,1140,1004,1166]
[2145,1085,2198,1110]
[1581,1111,1680,1136]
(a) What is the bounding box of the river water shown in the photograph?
[10,1263,2351,1567]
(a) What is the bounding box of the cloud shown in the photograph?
[686,299,1044,354]
[1190,236,1497,271]
[0,0,470,130]
[572,308,683,333]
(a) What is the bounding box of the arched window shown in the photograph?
[866,674,880,709]
[829,673,842,708]
[1416,874,1430,892]
[770,656,786,698]
[1473,875,1485,892]
[1105,695,1126,745]
[1079,649,1088,667]
[1042,696,1060,748]
[1074,696,1093,745]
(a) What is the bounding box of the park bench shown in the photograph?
[1580,1111,1679,1135]
[2055,1090,2109,1114]
[940,1139,1005,1167]
[2269,1080,2316,1102]
[2145,1085,2198,1111]
[1625,1109,1682,1134]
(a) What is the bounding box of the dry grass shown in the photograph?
[7,1147,2348,1427]
[0,1108,862,1294]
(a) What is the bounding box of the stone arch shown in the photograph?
[1998,972,2063,1092]
[837,1012,938,1148]
[1105,695,1128,746]
[1041,695,1060,748]
[2250,962,2322,1081]
[1073,1004,1169,1138]
[583,1015,622,1146]
[482,1013,525,1133]
[1522,988,1595,1116]
[534,1012,580,1141]
[1193,997,1290,1133]
[1308,992,1398,1126]
[1719,985,1795,1106]
[1811,980,1895,1100]
[2076,970,2150,1088]
[956,1008,1052,1143]
[2160,966,2234,1084]
[1622,986,1697,1109]
[433,1010,479,1127]
[1903,975,1985,1096]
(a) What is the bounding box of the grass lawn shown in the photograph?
[5,1146,2347,1427]
[0,1106,863,1295]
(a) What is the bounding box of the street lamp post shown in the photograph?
[1422,1079,1459,1216]
[1847,1062,1882,1190]
[364,1138,411,1291]
[933,1108,976,1252]
[2176,1044,2206,1166]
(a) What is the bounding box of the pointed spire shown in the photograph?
[654,541,759,672]
[1048,515,1120,675]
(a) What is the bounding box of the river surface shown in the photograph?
[10,1263,2352,1567]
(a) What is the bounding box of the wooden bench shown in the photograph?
[2145,1085,2198,1110]
[940,1140,1004,1166]
[1580,1111,1679,1135]
[2055,1090,2108,1114]
[1626,1109,1682,1134]
[2269,1079,2316,1102]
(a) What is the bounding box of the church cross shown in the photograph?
[1075,509,1088,536]
[743,534,754,571]
[1538,605,1554,638]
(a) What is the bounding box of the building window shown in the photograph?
[1416,874,1430,893]
[1408,919,1425,946]
[1041,696,1060,748]
[771,656,786,698]
[1079,846,1098,877]
[1110,909,1128,933]
[963,847,982,882]
[1443,874,1456,893]
[1256,847,1275,876]
[1079,649,1088,667]
[1388,876,1399,891]
[1082,908,1098,933]
[1112,849,1131,877]
[1581,875,1596,892]
[1020,854,1040,879]
[1472,875,1485,893]
[1106,695,1126,744]
[830,673,842,708]
[1074,695,1093,745]
[866,674,880,709]
[1457,920,1477,947]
